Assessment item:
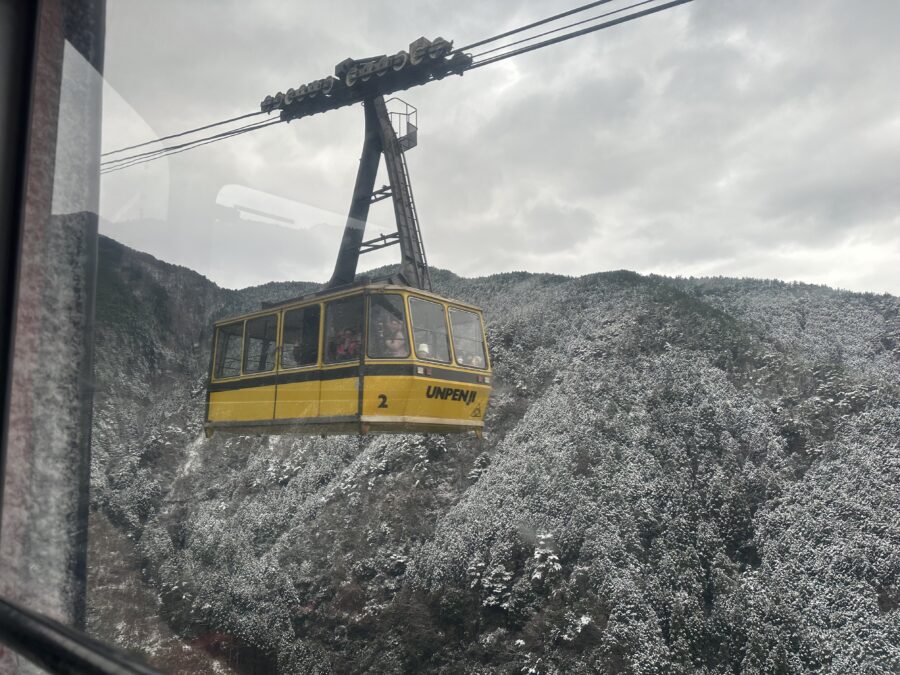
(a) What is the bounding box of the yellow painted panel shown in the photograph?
[275,378,320,420]
[361,375,413,417]
[407,377,490,422]
[208,385,276,422]
[319,376,360,417]
[364,375,490,423]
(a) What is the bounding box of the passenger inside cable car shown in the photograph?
[370,295,410,358]
[325,295,363,362]
[282,304,320,369]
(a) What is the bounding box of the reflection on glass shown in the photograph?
[242,315,277,374]
[449,308,486,369]
[324,295,363,363]
[214,322,243,378]
[368,294,409,358]
[281,305,320,368]
[409,297,450,363]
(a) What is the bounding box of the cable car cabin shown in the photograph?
[204,283,491,437]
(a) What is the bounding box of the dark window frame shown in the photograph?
[408,295,452,364]
[213,321,245,380]
[448,306,488,370]
[323,293,364,364]
[280,303,321,370]
[0,2,167,672]
[242,313,278,375]
[366,293,411,360]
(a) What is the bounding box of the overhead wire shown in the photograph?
[101,119,282,174]
[101,118,280,169]
[101,110,269,157]
[454,0,619,53]
[469,0,660,61]
[466,0,694,70]
[100,119,282,175]
[101,0,694,174]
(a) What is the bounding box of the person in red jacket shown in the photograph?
[335,328,360,360]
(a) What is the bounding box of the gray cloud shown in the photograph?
[100,0,900,294]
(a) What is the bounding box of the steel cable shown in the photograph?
[100,0,695,173]
[469,0,660,61]
[102,110,269,157]
[100,119,282,175]
[467,0,694,71]
[101,118,280,169]
[454,0,619,53]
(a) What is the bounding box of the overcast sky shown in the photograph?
[98,0,900,294]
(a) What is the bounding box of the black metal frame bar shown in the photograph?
[369,185,393,203]
[327,99,382,288]
[326,96,431,291]
[0,0,39,543]
[0,596,161,675]
[358,232,400,254]
[276,49,470,125]
[0,3,162,674]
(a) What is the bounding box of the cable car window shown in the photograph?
[449,308,487,369]
[281,305,321,369]
[324,295,363,363]
[368,294,410,359]
[213,322,244,379]
[242,314,278,374]
[409,297,451,363]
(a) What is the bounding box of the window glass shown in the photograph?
[242,314,277,374]
[281,305,320,368]
[368,294,409,359]
[449,308,487,369]
[409,297,451,363]
[324,295,363,363]
[214,322,243,378]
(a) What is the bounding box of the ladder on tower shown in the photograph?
[327,95,432,291]
[380,97,431,291]
[398,149,431,289]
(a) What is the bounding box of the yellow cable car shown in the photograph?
[205,283,491,437]
[205,90,493,436]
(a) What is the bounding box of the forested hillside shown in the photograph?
[87,236,900,674]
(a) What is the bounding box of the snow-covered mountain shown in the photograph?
[87,236,900,673]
